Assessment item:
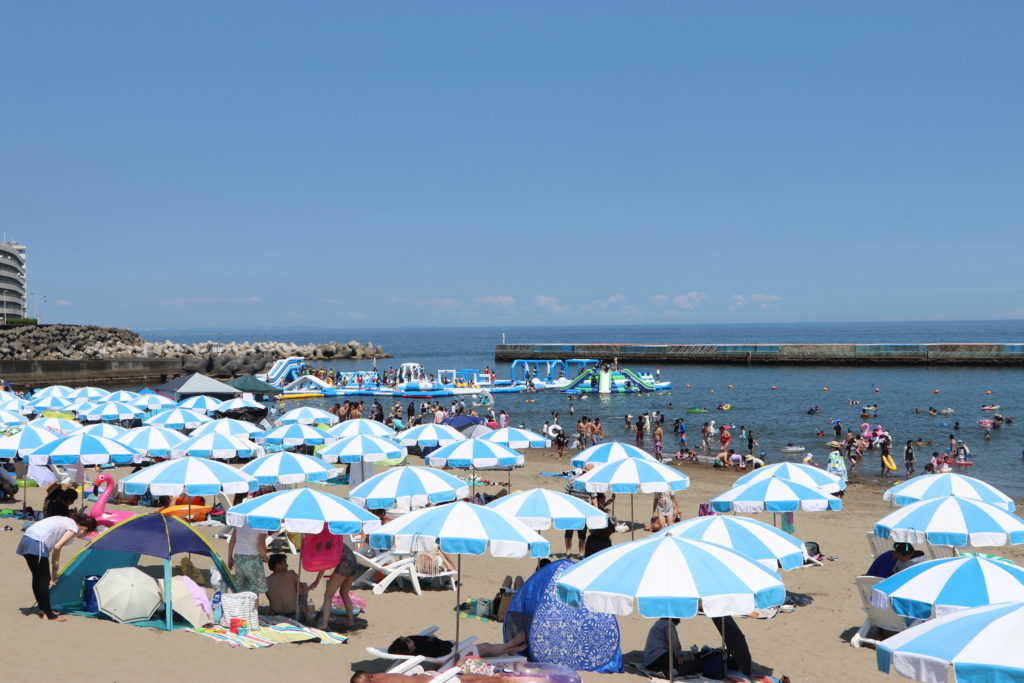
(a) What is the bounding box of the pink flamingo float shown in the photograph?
[88,473,136,528]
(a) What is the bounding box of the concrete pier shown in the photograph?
[494,343,1024,366]
[0,357,184,386]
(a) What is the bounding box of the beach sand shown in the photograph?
[2,450,1021,682]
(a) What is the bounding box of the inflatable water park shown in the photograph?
[258,357,669,400]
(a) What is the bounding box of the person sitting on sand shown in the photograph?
[266,553,314,622]
[865,542,924,578]
[387,630,527,659]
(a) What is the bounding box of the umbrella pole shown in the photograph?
[164,557,173,630]
[454,554,462,648]
[630,494,635,541]
[295,532,304,620]
[667,618,675,682]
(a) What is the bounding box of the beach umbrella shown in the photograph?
[658,515,807,572]
[131,393,176,412]
[394,423,466,447]
[192,418,265,439]
[883,474,1015,512]
[575,458,690,539]
[479,427,550,449]
[27,417,81,434]
[80,401,143,423]
[69,401,98,417]
[871,555,1024,620]
[733,462,845,495]
[426,439,523,469]
[228,488,380,535]
[117,426,187,459]
[32,385,73,399]
[256,423,330,447]
[67,387,111,401]
[28,433,140,466]
[370,501,549,646]
[460,424,493,439]
[874,497,1024,549]
[94,567,162,623]
[0,397,28,414]
[240,451,337,486]
[100,390,140,403]
[0,425,61,458]
[144,407,212,430]
[159,575,212,628]
[325,418,396,440]
[710,478,842,514]
[486,488,609,531]
[348,465,468,510]
[119,457,257,496]
[877,602,1024,683]
[0,409,31,426]
[169,432,259,460]
[177,395,224,414]
[318,434,406,464]
[570,441,655,469]
[28,395,75,412]
[74,423,129,439]
[215,397,264,412]
[278,406,338,426]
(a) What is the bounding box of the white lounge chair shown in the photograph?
[865,532,892,558]
[850,575,911,648]
[353,549,421,594]
[365,626,476,668]
[924,544,958,560]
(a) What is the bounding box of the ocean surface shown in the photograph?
[140,321,1024,497]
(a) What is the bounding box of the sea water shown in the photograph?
[143,321,1024,497]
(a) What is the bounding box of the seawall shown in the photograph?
[494,343,1024,365]
[0,358,183,386]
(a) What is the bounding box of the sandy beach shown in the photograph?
[3,449,1022,683]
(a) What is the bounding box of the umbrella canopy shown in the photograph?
[871,555,1024,620]
[67,387,111,401]
[318,434,406,464]
[555,533,785,618]
[119,457,258,496]
[277,406,338,425]
[116,426,187,458]
[159,575,212,628]
[479,427,550,449]
[192,418,265,439]
[573,458,690,494]
[325,418,396,439]
[658,515,806,572]
[877,601,1024,683]
[102,390,141,403]
[144,407,212,430]
[348,465,469,510]
[177,395,225,414]
[74,423,129,439]
[256,423,330,446]
[0,425,61,458]
[28,433,140,466]
[240,451,336,486]
[710,478,842,514]
[94,567,162,623]
[460,424,493,439]
[883,474,1015,512]
[131,393,176,412]
[394,423,466,447]
[874,497,1024,549]
[370,501,549,557]
[27,395,74,412]
[169,432,259,460]
[733,462,845,494]
[486,488,609,531]
[0,409,29,426]
[227,488,380,535]
[27,417,81,434]
[571,441,656,469]
[426,439,523,469]
[215,397,264,412]
[69,401,98,417]
[79,401,143,423]
[32,385,73,399]
[0,396,28,414]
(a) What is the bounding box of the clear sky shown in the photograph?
[3,2,1022,330]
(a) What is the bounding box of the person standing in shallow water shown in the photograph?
[904,440,916,478]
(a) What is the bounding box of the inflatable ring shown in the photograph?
[159,505,213,522]
[881,454,898,471]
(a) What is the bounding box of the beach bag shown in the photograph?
[804,541,822,561]
[82,575,101,612]
[219,591,260,632]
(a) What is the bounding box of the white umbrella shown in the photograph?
[94,567,162,623]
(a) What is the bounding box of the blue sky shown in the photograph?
[3,2,1022,329]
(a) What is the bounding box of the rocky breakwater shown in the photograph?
[0,325,388,377]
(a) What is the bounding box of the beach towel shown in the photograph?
[189,617,348,648]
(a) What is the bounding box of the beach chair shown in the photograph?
[924,544,958,560]
[386,655,428,674]
[365,626,477,669]
[865,532,892,558]
[353,549,420,594]
[850,576,910,648]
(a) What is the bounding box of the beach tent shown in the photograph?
[503,559,622,673]
[51,514,234,630]
[151,373,242,401]
[226,374,282,396]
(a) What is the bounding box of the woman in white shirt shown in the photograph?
[16,511,97,621]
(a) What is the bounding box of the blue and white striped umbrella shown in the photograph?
[215,397,264,412]
[733,462,845,494]
[277,406,338,426]
[69,401,98,416]
[169,432,259,460]
[0,397,28,414]
[0,409,28,426]
[479,427,550,449]
[192,418,265,440]
[119,457,257,497]
[711,478,843,514]
[256,423,330,446]
[131,394,176,412]
[555,533,786,618]
[325,418,397,440]
[177,395,225,413]
[318,434,406,464]
[874,497,1024,548]
[79,401,143,423]
[877,602,1024,683]
[67,387,110,401]
[574,458,690,494]
[658,516,806,572]
[144,407,212,430]
[101,390,140,403]
[28,433,140,466]
[394,423,466,447]
[884,474,1015,512]
[426,439,523,469]
[27,395,73,412]
[227,488,380,535]
[871,555,1024,620]
[348,466,469,510]
[33,385,73,399]
[370,501,549,558]
[571,441,655,469]
[0,425,62,458]
[75,423,129,439]
[27,417,81,434]
[240,451,337,486]
[117,426,186,458]
[486,488,609,531]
